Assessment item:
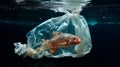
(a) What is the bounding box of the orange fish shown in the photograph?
[36,32,81,54]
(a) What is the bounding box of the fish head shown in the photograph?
[69,36,81,45]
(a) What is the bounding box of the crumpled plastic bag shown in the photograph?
[14,13,92,59]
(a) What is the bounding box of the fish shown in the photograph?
[36,32,81,54]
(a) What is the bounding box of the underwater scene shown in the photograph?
[0,0,120,67]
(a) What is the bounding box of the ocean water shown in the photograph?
[0,0,120,67]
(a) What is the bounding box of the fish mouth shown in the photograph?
[75,38,81,44]
[71,38,81,45]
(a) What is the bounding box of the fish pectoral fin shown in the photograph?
[50,49,57,54]
[60,40,69,46]
[60,41,67,45]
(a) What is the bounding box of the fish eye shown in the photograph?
[73,37,76,40]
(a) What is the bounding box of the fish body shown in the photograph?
[37,32,81,54]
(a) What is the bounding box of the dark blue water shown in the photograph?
[1,22,120,67]
[0,0,120,67]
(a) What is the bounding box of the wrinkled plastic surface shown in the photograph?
[14,13,92,58]
[15,0,91,13]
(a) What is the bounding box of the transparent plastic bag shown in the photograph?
[14,0,92,59]
[14,13,92,58]
[15,0,90,13]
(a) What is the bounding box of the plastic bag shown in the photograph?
[14,0,92,59]
[14,13,92,58]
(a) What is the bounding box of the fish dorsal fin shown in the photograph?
[42,39,46,42]
[52,31,61,37]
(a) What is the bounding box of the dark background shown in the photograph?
[0,0,120,67]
